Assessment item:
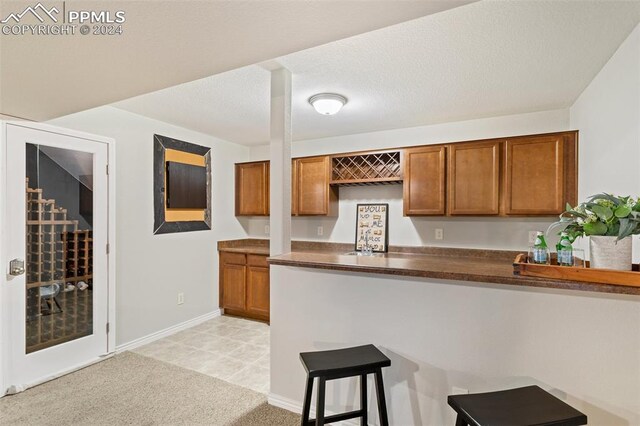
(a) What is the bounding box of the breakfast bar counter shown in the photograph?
[265,241,640,425]
[268,246,640,296]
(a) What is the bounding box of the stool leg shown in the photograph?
[360,374,368,426]
[455,414,467,426]
[301,377,314,426]
[316,377,326,426]
[374,369,389,426]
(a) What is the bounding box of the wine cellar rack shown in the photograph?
[331,150,402,186]
[25,178,93,353]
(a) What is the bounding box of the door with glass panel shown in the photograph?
[4,123,110,392]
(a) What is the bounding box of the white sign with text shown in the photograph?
[355,203,389,252]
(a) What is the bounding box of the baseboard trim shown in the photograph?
[115,309,222,353]
[268,393,302,414]
[268,392,359,426]
[3,353,114,397]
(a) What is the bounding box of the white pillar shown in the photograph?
[269,68,292,255]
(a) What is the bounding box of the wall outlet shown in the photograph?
[265,225,270,235]
[177,292,184,305]
[435,228,444,240]
[317,226,323,236]
[529,231,538,244]
[451,386,469,395]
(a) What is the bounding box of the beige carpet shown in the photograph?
[0,352,299,426]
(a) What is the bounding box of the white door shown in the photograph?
[3,123,111,393]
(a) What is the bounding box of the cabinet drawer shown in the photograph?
[248,254,268,268]
[221,252,246,265]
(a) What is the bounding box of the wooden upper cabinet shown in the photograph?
[291,159,298,215]
[294,156,338,216]
[503,133,573,215]
[448,140,501,215]
[235,161,269,216]
[403,146,446,216]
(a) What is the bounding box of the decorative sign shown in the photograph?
[355,203,389,252]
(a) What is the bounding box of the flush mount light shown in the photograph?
[308,93,348,115]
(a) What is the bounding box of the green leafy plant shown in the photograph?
[559,194,640,242]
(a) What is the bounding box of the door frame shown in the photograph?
[0,121,116,395]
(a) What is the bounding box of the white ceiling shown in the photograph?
[113,0,640,146]
[0,0,470,121]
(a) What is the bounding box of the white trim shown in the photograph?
[0,122,7,395]
[106,132,117,353]
[5,121,113,144]
[268,392,359,426]
[2,353,114,397]
[0,121,116,394]
[115,310,222,353]
[268,392,302,414]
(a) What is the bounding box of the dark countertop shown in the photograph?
[218,239,640,295]
[218,239,269,255]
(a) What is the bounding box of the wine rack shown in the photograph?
[331,150,402,186]
[25,178,93,353]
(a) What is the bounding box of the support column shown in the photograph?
[269,67,292,255]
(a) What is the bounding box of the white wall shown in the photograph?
[248,109,571,250]
[268,24,640,426]
[571,23,640,198]
[50,107,250,346]
[270,266,640,425]
[570,23,640,261]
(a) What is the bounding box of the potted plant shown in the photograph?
[558,194,639,270]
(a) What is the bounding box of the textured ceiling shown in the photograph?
[114,0,640,146]
[0,0,471,121]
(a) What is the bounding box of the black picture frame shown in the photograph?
[165,161,207,209]
[153,134,211,235]
[354,203,389,253]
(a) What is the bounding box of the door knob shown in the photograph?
[9,258,25,276]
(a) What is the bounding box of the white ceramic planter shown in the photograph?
[589,236,632,270]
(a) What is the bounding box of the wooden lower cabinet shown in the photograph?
[246,266,270,318]
[219,252,269,322]
[221,262,246,312]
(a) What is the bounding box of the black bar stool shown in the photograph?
[299,344,391,426]
[448,385,588,426]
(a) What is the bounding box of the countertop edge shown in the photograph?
[267,258,640,296]
[218,247,270,255]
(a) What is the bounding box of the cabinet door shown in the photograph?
[246,266,270,320]
[221,263,246,312]
[291,159,298,216]
[235,162,269,216]
[403,146,446,215]
[504,135,565,215]
[448,140,500,215]
[295,156,336,216]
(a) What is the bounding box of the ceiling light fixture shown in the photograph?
[308,93,348,115]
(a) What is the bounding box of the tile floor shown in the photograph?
[132,315,270,393]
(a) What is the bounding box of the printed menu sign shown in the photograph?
[355,204,389,252]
